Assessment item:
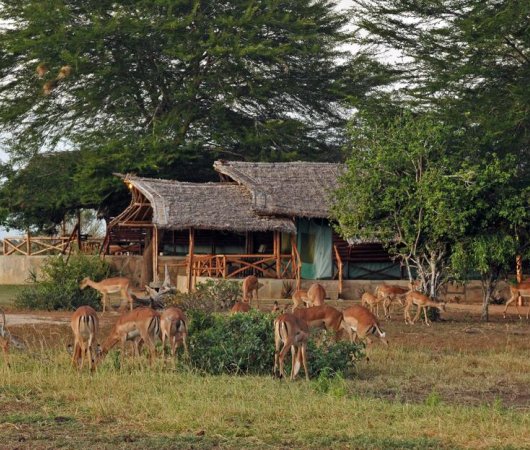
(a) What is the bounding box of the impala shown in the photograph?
[307,283,326,307]
[79,277,134,313]
[502,281,530,319]
[160,307,188,358]
[291,289,309,311]
[342,305,388,346]
[404,291,446,326]
[273,313,310,381]
[70,305,99,371]
[230,301,251,314]
[242,275,263,308]
[375,284,409,318]
[293,305,344,341]
[360,292,385,318]
[98,307,160,364]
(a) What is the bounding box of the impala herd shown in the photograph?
[2,275,530,379]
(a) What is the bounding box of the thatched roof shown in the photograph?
[214,161,344,218]
[124,175,296,233]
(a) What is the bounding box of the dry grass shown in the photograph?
[1,304,530,449]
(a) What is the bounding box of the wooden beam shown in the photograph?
[274,231,281,278]
[152,225,159,283]
[187,228,195,293]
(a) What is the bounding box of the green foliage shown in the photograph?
[311,367,347,398]
[169,279,241,313]
[14,254,112,310]
[186,310,364,377]
[424,390,442,407]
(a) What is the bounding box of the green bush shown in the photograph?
[15,254,112,310]
[187,310,365,377]
[169,279,242,313]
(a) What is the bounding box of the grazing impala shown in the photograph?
[70,306,99,371]
[242,275,263,308]
[231,301,251,314]
[404,290,446,326]
[79,277,134,313]
[291,289,309,311]
[342,305,388,346]
[293,305,345,341]
[273,313,310,381]
[502,281,530,319]
[375,284,409,318]
[160,307,188,358]
[360,292,385,318]
[307,283,326,307]
[98,307,160,364]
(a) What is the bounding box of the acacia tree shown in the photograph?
[0,0,391,227]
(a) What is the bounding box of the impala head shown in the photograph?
[79,277,90,289]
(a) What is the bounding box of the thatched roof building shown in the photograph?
[124,175,296,234]
[213,161,344,218]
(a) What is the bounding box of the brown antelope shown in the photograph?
[342,305,388,346]
[79,277,134,313]
[502,281,530,319]
[307,283,326,307]
[160,307,188,358]
[291,289,309,311]
[242,275,263,308]
[273,313,310,381]
[98,307,160,365]
[404,291,446,326]
[360,292,385,318]
[375,284,409,318]
[230,301,251,314]
[70,306,99,371]
[0,309,11,368]
[293,305,345,341]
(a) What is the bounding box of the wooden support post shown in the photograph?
[26,230,31,256]
[274,231,281,279]
[152,225,159,283]
[187,228,195,293]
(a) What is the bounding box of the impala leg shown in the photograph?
[404,303,411,324]
[300,344,309,381]
[503,294,517,319]
[278,342,291,380]
[290,345,297,380]
[423,307,431,326]
[412,304,422,324]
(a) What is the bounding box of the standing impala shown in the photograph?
[79,277,134,313]
[342,305,388,346]
[375,284,409,318]
[98,307,160,365]
[291,289,309,311]
[242,275,263,308]
[360,292,385,318]
[273,313,310,381]
[404,290,446,326]
[293,305,345,341]
[70,305,99,371]
[307,283,326,307]
[502,281,530,319]
[160,307,188,358]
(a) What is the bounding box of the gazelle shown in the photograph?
[360,292,385,318]
[160,307,188,358]
[502,281,530,319]
[98,307,160,365]
[404,291,446,326]
[291,289,309,311]
[273,313,310,381]
[70,305,99,371]
[293,305,345,341]
[242,275,263,308]
[231,301,251,314]
[375,284,409,318]
[307,283,326,307]
[342,305,388,346]
[79,277,134,313]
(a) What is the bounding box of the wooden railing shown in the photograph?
[2,235,103,256]
[333,244,344,296]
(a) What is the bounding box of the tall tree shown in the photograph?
[0,0,390,226]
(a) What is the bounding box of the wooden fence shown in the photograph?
[2,234,103,256]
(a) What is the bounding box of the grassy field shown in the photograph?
[1,306,530,449]
[0,284,24,307]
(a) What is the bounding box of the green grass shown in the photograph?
[0,284,25,307]
[1,346,529,449]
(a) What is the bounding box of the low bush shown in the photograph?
[15,254,112,310]
[187,309,364,377]
[169,279,242,313]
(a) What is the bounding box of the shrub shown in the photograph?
[15,254,112,310]
[186,309,365,377]
[169,279,242,313]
